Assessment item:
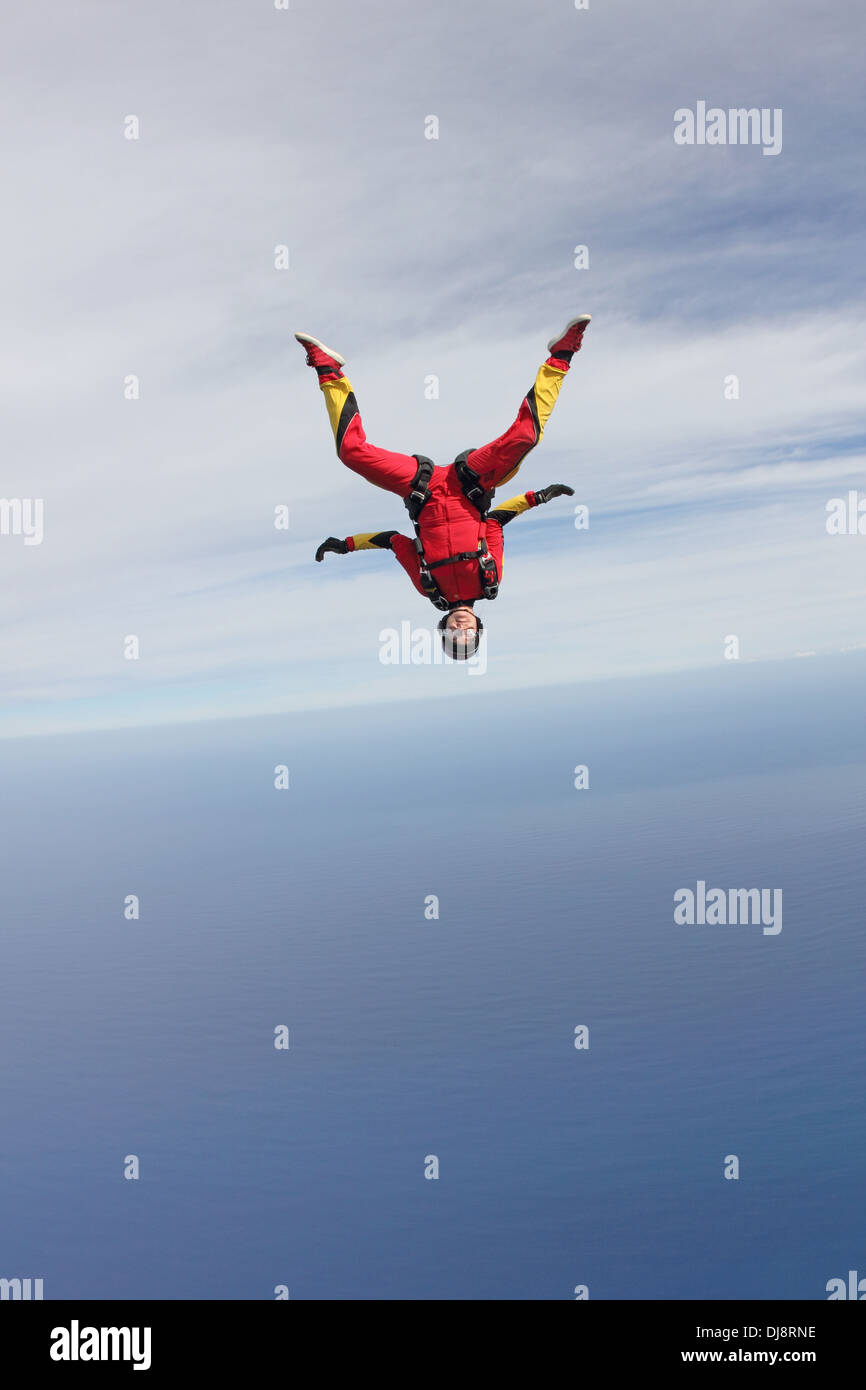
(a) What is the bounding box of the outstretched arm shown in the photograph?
[315,530,398,561]
[488,483,574,527]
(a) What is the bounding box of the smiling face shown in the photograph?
[444,606,478,632]
[440,605,481,660]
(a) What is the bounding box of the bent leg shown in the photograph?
[319,375,418,496]
[465,356,570,491]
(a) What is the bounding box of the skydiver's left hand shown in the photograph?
[534,483,575,504]
[315,537,349,562]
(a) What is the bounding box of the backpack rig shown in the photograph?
[404,452,500,612]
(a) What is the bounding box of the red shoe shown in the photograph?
[547,314,591,357]
[294,331,345,379]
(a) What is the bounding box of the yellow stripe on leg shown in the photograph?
[320,374,355,443]
[532,361,568,438]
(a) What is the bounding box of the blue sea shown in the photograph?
[1,655,864,1300]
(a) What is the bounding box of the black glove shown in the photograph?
[534,483,575,504]
[315,536,349,562]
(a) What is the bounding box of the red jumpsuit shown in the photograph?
[319,354,571,605]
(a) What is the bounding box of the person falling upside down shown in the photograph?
[296,314,591,660]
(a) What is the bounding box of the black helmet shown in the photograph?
[437,604,484,661]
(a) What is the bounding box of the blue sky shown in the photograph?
[1,0,864,737]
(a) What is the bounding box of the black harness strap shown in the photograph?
[403,456,450,609]
[404,454,435,522]
[427,551,479,569]
[453,450,494,517]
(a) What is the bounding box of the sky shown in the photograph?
[1,0,864,738]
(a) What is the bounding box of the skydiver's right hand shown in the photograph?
[315,537,349,562]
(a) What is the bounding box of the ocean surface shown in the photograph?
[2,655,864,1300]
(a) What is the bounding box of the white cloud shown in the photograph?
[1,0,863,736]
